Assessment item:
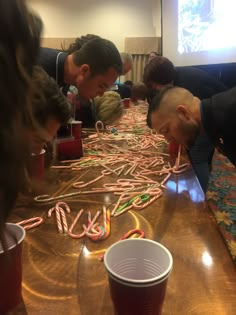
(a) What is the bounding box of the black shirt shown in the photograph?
[174,66,227,99]
[202,86,236,166]
[38,47,68,92]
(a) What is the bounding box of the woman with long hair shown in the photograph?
[0,0,42,248]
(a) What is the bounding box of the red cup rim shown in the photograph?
[31,149,45,156]
[70,120,82,125]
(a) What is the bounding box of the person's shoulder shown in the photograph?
[214,86,236,100]
[203,86,236,106]
[177,66,222,83]
[177,66,226,90]
[39,48,67,76]
[40,47,63,58]
[176,66,207,76]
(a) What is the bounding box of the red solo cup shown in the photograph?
[122,98,130,108]
[168,141,179,156]
[0,223,26,314]
[56,138,83,160]
[30,149,45,180]
[70,120,82,139]
[104,239,173,315]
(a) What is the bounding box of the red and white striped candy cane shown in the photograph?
[17,217,44,230]
[48,202,71,234]
[68,209,85,239]
[83,211,101,238]
[48,205,63,233]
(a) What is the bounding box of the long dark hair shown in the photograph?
[0,0,42,249]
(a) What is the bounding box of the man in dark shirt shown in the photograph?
[39,38,122,99]
[143,56,227,192]
[150,85,236,168]
[39,38,122,135]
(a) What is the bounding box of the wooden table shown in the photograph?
[8,135,236,315]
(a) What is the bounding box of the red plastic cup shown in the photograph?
[122,98,130,108]
[168,141,179,156]
[30,149,45,180]
[70,120,82,139]
[56,138,83,160]
[104,239,173,315]
[0,223,26,314]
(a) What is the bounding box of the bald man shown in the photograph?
[150,85,236,169]
[144,56,228,192]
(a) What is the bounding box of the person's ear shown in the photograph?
[80,64,90,76]
[176,104,191,121]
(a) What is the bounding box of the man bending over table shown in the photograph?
[150,85,236,170]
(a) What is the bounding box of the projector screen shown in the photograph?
[162,0,236,66]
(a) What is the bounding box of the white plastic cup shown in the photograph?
[0,223,26,313]
[104,238,173,315]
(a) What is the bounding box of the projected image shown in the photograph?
[178,0,236,54]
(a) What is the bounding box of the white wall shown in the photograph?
[27,0,161,51]
[151,0,162,37]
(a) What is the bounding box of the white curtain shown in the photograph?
[125,54,149,83]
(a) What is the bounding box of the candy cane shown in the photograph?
[85,211,104,241]
[113,204,133,217]
[95,120,104,136]
[68,209,85,239]
[48,202,71,234]
[120,229,145,240]
[83,211,101,238]
[48,205,63,233]
[91,206,111,241]
[58,208,69,234]
[17,217,44,230]
[132,193,162,210]
[72,174,104,188]
[102,207,111,239]
[111,194,125,216]
[175,144,181,170]
[160,172,172,188]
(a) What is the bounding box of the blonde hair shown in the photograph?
[94,91,123,125]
